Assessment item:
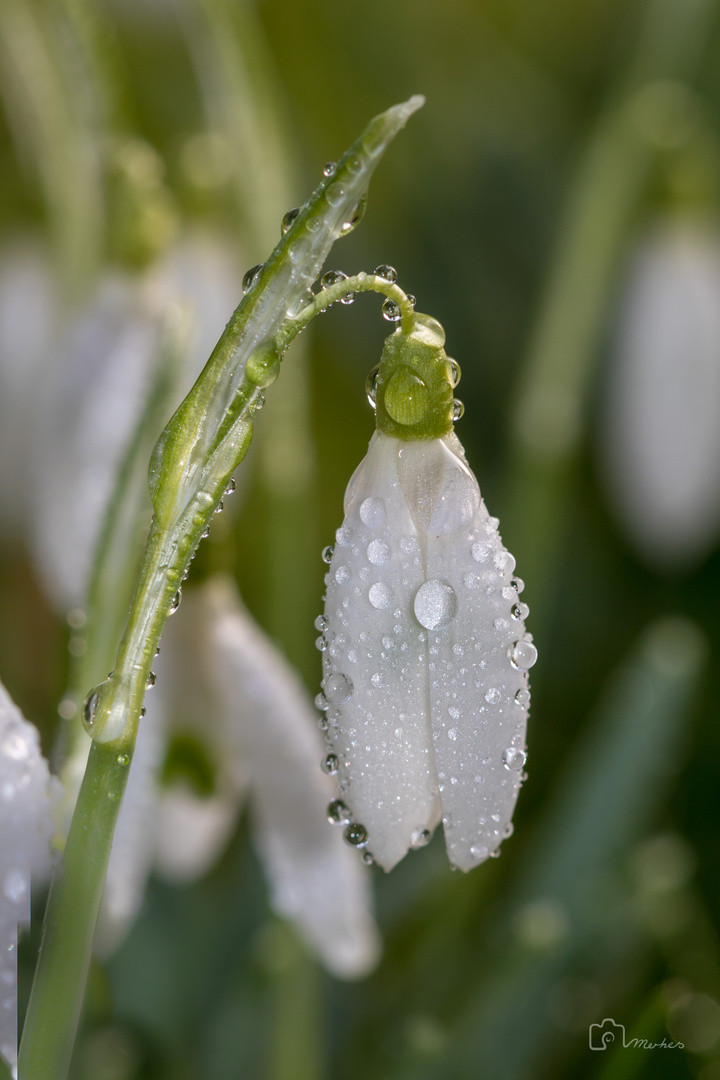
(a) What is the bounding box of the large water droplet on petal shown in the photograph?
[325,674,354,703]
[368,582,393,610]
[367,539,390,565]
[413,580,457,630]
[508,640,538,671]
[359,496,386,528]
[502,747,527,771]
[344,822,368,847]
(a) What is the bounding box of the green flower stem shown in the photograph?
[19,98,422,1080]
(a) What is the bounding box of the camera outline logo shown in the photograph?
[589,1018,625,1050]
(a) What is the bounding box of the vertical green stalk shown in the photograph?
[501,0,717,619]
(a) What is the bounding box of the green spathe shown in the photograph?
[375,312,455,440]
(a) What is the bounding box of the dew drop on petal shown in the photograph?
[452,399,465,421]
[470,844,489,860]
[471,541,491,563]
[359,497,386,528]
[315,692,329,711]
[325,674,353,703]
[323,161,336,176]
[448,728,458,741]
[370,672,383,688]
[515,688,530,705]
[369,582,392,610]
[411,828,432,848]
[314,615,328,632]
[242,263,263,292]
[413,580,457,630]
[502,747,527,771]
[322,754,339,775]
[327,799,351,824]
[344,822,368,847]
[281,207,300,234]
[508,640,538,671]
[511,602,530,620]
[494,551,517,576]
[367,539,389,565]
[334,565,350,584]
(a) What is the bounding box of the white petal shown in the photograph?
[0,681,59,1076]
[189,577,381,979]
[30,275,161,611]
[419,434,530,871]
[323,433,531,873]
[324,434,441,871]
[602,221,720,568]
[154,785,241,883]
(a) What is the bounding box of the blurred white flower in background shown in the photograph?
[601,219,720,570]
[0,682,60,1077]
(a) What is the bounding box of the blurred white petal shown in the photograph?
[322,432,532,872]
[601,220,720,569]
[0,239,57,540]
[154,784,241,883]
[30,275,161,611]
[0,680,59,1077]
[193,577,381,980]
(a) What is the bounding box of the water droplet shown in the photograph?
[413,580,457,630]
[382,298,401,322]
[494,551,516,576]
[452,399,465,421]
[225,477,236,495]
[502,747,527,771]
[315,693,329,711]
[406,293,417,307]
[326,181,346,207]
[515,688,530,705]
[508,640,538,671]
[140,707,146,717]
[155,645,161,656]
[201,526,211,539]
[215,499,225,514]
[369,582,392,610]
[1,732,29,761]
[321,269,348,289]
[327,799,351,825]
[116,753,129,766]
[471,541,491,563]
[470,844,489,860]
[448,728,458,741]
[314,615,328,632]
[322,545,334,563]
[242,263,263,292]
[83,690,100,731]
[344,822,368,847]
[315,635,328,652]
[323,161,336,177]
[365,367,380,409]
[374,264,397,282]
[281,207,300,234]
[340,290,356,305]
[322,753,339,775]
[512,577,525,593]
[411,828,432,848]
[325,674,353,703]
[334,565,350,585]
[370,672,383,688]
[169,590,181,614]
[359,496,385,529]
[146,671,157,688]
[511,602,530,621]
[340,197,366,236]
[485,687,501,704]
[362,851,375,865]
[448,358,461,387]
[2,870,27,905]
[367,539,389,565]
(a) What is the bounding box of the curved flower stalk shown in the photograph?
[0,681,59,1078]
[601,218,720,570]
[319,313,536,872]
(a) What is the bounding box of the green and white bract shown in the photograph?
[319,314,535,872]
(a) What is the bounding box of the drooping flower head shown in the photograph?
[319,310,536,871]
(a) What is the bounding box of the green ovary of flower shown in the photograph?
[375,314,454,440]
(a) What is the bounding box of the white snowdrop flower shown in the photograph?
[601,219,720,570]
[320,312,535,872]
[0,680,60,1078]
[94,577,380,980]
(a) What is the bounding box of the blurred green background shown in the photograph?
[2,0,720,1077]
